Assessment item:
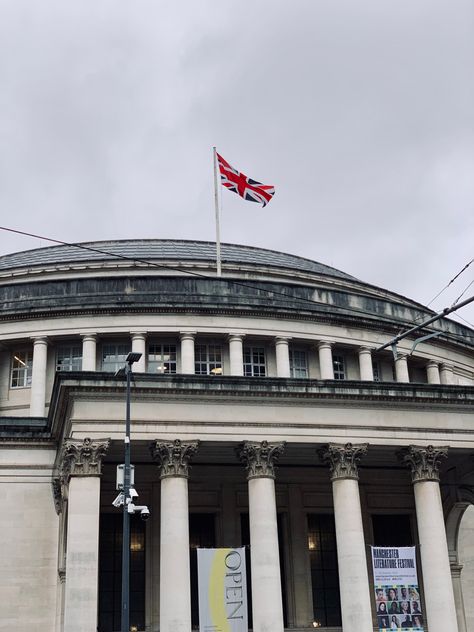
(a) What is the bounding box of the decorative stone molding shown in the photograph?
[238,440,285,480]
[58,567,66,583]
[319,442,369,481]
[398,445,449,483]
[51,476,63,514]
[179,331,197,340]
[275,336,292,344]
[227,332,245,341]
[150,439,199,479]
[450,562,463,579]
[317,340,333,350]
[31,335,49,344]
[52,437,109,514]
[60,437,110,479]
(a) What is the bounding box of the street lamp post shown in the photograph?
[118,352,142,632]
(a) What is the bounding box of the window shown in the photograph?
[98,514,145,631]
[332,354,346,380]
[308,514,342,627]
[56,345,82,372]
[289,349,308,378]
[101,343,130,372]
[11,350,33,388]
[194,344,222,375]
[148,343,177,374]
[243,346,266,377]
[372,360,381,382]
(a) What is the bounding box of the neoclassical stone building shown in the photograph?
[0,239,473,632]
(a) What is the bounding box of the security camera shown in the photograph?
[129,487,138,499]
[127,503,150,521]
[112,492,124,508]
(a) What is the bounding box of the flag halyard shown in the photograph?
[216,152,275,207]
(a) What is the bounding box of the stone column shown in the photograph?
[239,441,286,632]
[426,360,441,384]
[61,438,110,632]
[81,334,97,371]
[228,334,245,376]
[318,341,334,379]
[395,353,409,382]
[440,363,455,385]
[151,439,199,632]
[319,443,373,632]
[399,445,459,632]
[131,332,147,372]
[30,336,48,416]
[358,346,374,381]
[275,336,291,378]
[451,563,467,632]
[180,332,196,374]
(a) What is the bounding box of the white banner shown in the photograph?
[197,547,248,632]
[371,546,424,631]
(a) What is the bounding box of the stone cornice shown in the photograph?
[9,374,470,444]
[238,440,285,479]
[150,439,199,479]
[319,442,369,481]
[398,445,449,483]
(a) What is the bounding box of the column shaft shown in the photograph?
[440,363,454,385]
[248,477,284,632]
[395,354,409,382]
[30,337,48,416]
[332,478,373,631]
[63,476,101,632]
[152,439,198,632]
[275,337,291,378]
[131,332,147,372]
[160,476,192,632]
[414,481,459,632]
[228,334,244,376]
[426,361,441,384]
[81,334,97,371]
[318,342,334,379]
[180,333,196,374]
[358,347,374,381]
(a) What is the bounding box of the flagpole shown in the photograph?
[213,146,222,277]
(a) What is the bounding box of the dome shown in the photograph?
[0,238,356,280]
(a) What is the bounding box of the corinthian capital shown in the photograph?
[53,437,110,513]
[60,437,110,480]
[319,442,368,481]
[150,439,199,479]
[399,445,448,483]
[238,440,285,480]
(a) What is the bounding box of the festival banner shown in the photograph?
[197,547,248,632]
[371,546,424,631]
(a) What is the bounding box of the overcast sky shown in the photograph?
[1,1,473,325]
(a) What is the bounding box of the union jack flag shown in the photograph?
[216,153,275,207]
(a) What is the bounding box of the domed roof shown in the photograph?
[0,239,356,281]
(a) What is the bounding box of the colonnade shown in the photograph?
[58,438,461,632]
[25,332,455,416]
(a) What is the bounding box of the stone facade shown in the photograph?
[0,239,473,632]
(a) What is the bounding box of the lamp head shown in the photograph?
[126,352,142,365]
